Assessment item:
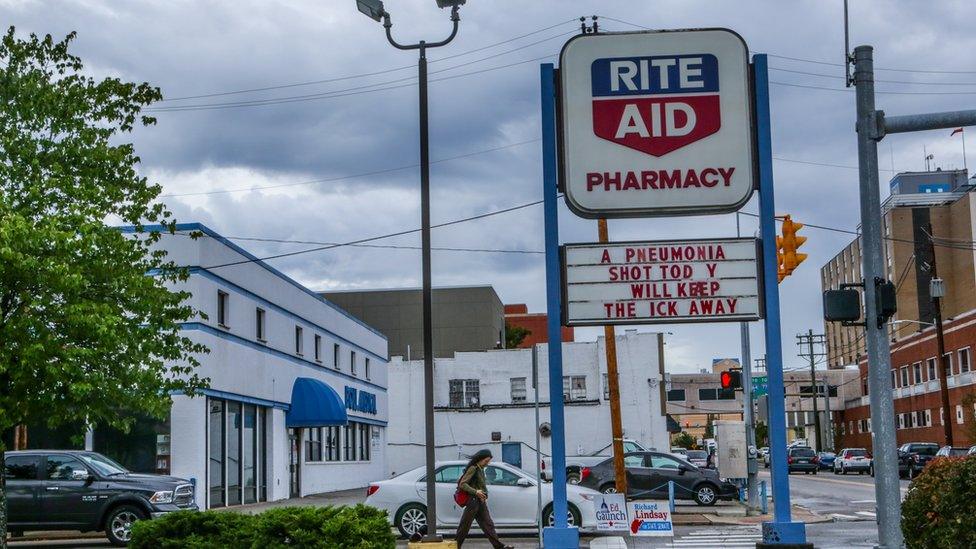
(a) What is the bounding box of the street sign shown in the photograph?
[594,494,629,532]
[752,375,769,397]
[562,237,763,326]
[628,501,673,537]
[559,29,756,218]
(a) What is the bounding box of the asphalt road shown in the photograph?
[759,468,911,521]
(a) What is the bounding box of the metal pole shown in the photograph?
[806,330,822,453]
[598,219,628,495]
[417,44,442,542]
[754,54,806,544]
[737,214,759,513]
[823,378,833,451]
[533,345,543,544]
[540,62,578,549]
[853,44,903,549]
[926,223,953,446]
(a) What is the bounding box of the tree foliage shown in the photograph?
[0,29,207,452]
[505,322,531,349]
[902,456,976,548]
[671,431,696,449]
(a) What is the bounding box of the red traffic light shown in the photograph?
[720,369,742,390]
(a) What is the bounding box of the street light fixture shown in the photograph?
[356,1,464,542]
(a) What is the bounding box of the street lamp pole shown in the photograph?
[357,1,462,540]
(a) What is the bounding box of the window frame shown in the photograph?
[314,335,322,363]
[510,377,527,404]
[294,326,303,356]
[350,351,357,376]
[959,347,971,374]
[334,344,341,370]
[255,308,266,342]
[217,290,229,328]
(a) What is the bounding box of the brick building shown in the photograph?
[503,303,574,348]
[834,311,976,450]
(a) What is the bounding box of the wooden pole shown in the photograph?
[598,218,628,495]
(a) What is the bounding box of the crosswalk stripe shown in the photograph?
[831,513,859,520]
[856,511,877,517]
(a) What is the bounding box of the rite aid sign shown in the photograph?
[559,29,756,218]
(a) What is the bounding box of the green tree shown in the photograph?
[505,322,531,348]
[671,431,696,449]
[755,421,769,447]
[0,29,208,540]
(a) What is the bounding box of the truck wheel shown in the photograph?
[105,504,146,546]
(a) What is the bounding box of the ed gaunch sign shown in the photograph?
[559,29,755,218]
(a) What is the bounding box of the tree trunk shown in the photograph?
[1,444,7,548]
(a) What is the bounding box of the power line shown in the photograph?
[597,16,976,75]
[160,138,540,197]
[159,19,579,102]
[199,197,548,270]
[771,81,976,96]
[771,66,976,87]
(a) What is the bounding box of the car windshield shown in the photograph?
[820,452,835,458]
[913,445,939,456]
[846,449,867,457]
[948,448,968,456]
[792,448,816,457]
[686,450,707,460]
[78,453,128,476]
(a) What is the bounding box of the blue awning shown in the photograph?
[286,377,348,428]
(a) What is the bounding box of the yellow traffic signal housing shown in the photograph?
[778,215,807,283]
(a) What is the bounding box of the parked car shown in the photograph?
[758,447,769,458]
[834,448,872,475]
[670,447,688,457]
[366,460,599,538]
[788,439,808,449]
[541,438,649,483]
[968,445,976,456]
[762,449,773,468]
[787,447,819,474]
[685,449,708,468]
[899,442,939,479]
[5,450,197,546]
[577,451,739,506]
[934,445,970,458]
[816,452,836,470]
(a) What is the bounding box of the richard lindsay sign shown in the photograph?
[562,238,762,326]
[559,29,755,218]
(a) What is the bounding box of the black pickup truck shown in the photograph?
[4,450,197,546]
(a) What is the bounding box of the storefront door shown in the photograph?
[288,428,301,498]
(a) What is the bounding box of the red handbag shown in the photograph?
[454,489,470,507]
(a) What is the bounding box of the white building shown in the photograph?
[386,331,669,478]
[134,223,389,509]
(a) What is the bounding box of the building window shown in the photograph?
[890,369,897,389]
[602,373,610,400]
[928,359,937,381]
[959,348,971,373]
[217,290,229,327]
[255,308,265,341]
[900,366,908,387]
[957,405,965,424]
[449,379,480,408]
[334,344,341,370]
[365,358,371,380]
[344,423,357,461]
[562,376,586,401]
[913,363,922,384]
[861,419,869,433]
[350,351,357,376]
[667,389,686,401]
[314,335,322,362]
[943,353,954,376]
[305,428,323,462]
[510,377,527,403]
[295,326,303,356]
[325,426,341,462]
[359,423,371,461]
[699,388,717,401]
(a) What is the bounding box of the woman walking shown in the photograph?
[455,449,514,549]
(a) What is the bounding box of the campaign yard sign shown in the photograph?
[559,29,755,218]
[627,501,674,537]
[593,494,629,532]
[562,237,762,326]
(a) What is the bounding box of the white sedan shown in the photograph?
[365,460,600,538]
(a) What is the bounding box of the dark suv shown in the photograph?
[5,450,197,546]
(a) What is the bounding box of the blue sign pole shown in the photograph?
[540,62,579,549]
[753,53,807,545]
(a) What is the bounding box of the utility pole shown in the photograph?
[796,330,826,452]
[598,218,628,495]
[822,378,833,451]
[925,223,954,446]
[736,213,759,512]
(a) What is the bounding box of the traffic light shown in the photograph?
[777,215,808,283]
[720,369,742,390]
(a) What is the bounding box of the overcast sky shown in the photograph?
[8,0,976,373]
